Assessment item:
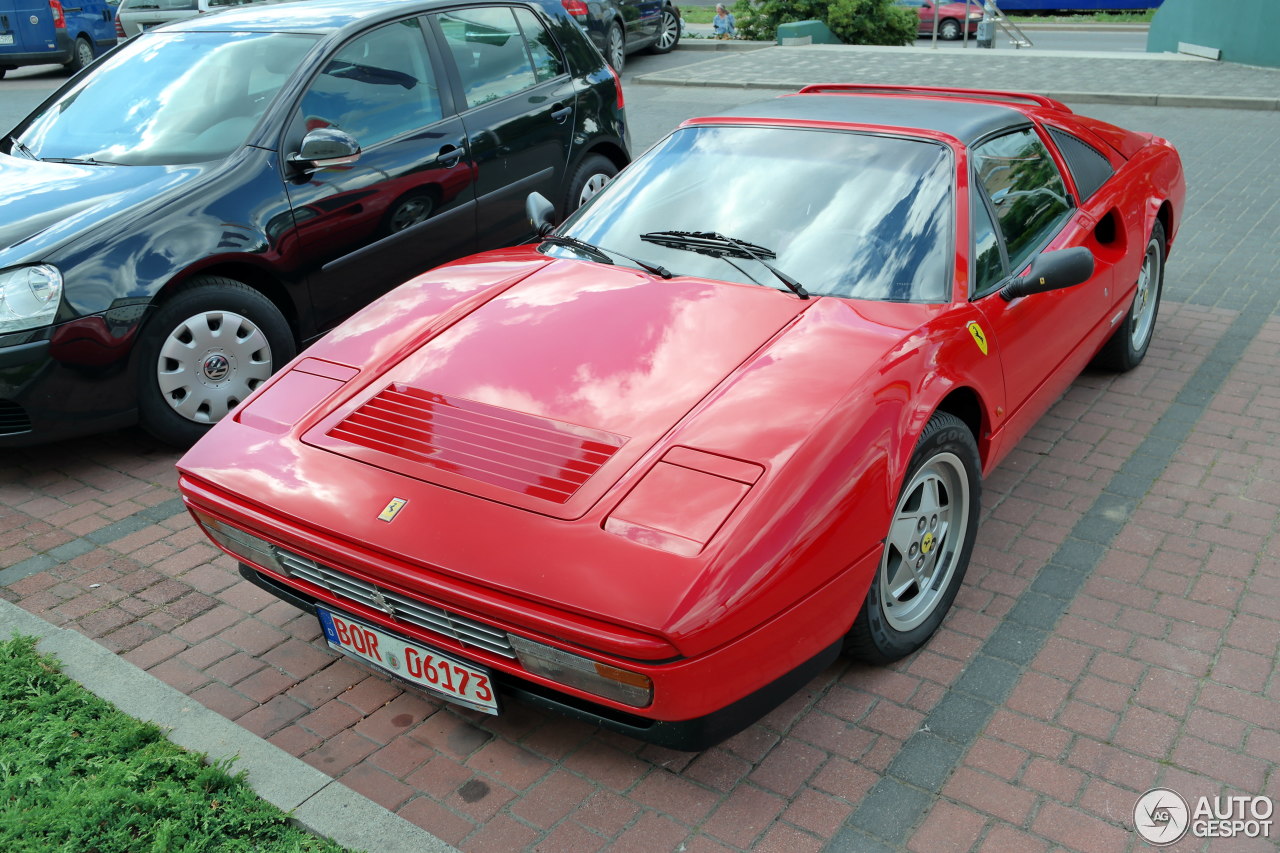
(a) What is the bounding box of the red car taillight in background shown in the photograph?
[609,63,624,109]
[114,14,125,37]
[561,0,588,21]
[48,0,66,29]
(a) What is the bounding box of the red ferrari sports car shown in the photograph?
[178,85,1184,750]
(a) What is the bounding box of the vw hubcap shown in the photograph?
[157,310,273,424]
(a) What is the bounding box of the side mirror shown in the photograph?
[526,192,555,237]
[287,127,361,174]
[1000,246,1094,301]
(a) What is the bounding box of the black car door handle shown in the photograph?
[550,104,572,123]
[435,144,463,168]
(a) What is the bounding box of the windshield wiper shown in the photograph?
[540,234,673,279]
[39,156,114,166]
[639,230,809,299]
[7,137,39,161]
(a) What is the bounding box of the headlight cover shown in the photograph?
[0,265,63,334]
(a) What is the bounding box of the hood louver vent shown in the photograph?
[327,385,627,504]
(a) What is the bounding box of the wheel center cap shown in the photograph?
[921,532,935,555]
[202,353,231,382]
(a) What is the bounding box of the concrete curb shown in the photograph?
[0,598,458,853]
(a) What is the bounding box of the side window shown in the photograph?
[511,7,564,82]
[438,7,538,108]
[972,128,1073,272]
[297,19,443,149]
[971,190,1005,297]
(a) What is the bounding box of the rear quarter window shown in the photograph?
[1046,125,1115,201]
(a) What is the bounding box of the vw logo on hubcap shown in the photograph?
[202,353,231,382]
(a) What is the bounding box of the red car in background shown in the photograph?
[179,84,1184,750]
[897,0,983,39]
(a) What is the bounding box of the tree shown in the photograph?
[732,0,917,47]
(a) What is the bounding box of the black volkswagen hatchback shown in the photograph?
[0,0,629,445]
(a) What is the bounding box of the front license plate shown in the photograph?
[0,34,14,45]
[317,607,498,714]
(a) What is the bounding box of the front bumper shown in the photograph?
[241,561,841,750]
[0,309,144,445]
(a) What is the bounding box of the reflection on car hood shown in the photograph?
[0,153,205,265]
[302,259,815,520]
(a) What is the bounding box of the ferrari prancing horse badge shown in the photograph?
[378,497,408,522]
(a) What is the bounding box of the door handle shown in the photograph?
[436,144,463,168]
[550,104,572,123]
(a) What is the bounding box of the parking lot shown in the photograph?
[3,42,1280,853]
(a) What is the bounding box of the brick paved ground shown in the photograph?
[3,101,1277,852]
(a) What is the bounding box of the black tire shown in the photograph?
[1092,220,1165,372]
[648,6,681,54]
[564,153,618,214]
[938,18,962,40]
[605,22,625,72]
[845,412,981,664]
[65,36,95,73]
[137,277,295,446]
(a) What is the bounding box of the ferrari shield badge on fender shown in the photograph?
[968,322,989,355]
[377,497,408,522]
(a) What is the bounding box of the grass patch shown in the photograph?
[680,6,716,24]
[1007,11,1155,23]
[0,635,352,853]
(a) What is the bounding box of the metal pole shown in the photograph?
[963,0,972,47]
[931,0,939,47]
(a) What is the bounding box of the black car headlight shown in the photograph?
[0,265,63,334]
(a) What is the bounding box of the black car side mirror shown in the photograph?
[287,128,361,174]
[1000,246,1094,301]
[526,192,556,237]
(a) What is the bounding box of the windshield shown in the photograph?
[555,125,955,302]
[15,31,317,166]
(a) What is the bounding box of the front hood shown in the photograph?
[0,153,203,263]
[303,260,813,519]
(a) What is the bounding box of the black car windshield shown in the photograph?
[553,125,954,302]
[15,31,317,166]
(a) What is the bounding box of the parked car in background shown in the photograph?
[115,0,279,38]
[0,0,628,446]
[895,0,982,40]
[0,0,117,76]
[177,84,1183,749]
[561,0,677,71]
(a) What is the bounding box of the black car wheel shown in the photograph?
[66,36,95,73]
[845,412,981,664]
[649,6,680,54]
[138,277,295,446]
[939,18,962,40]
[605,22,625,72]
[565,153,618,212]
[1093,220,1165,372]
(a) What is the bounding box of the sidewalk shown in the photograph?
[3,41,1279,853]
[652,33,1280,111]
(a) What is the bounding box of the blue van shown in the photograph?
[0,0,118,77]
